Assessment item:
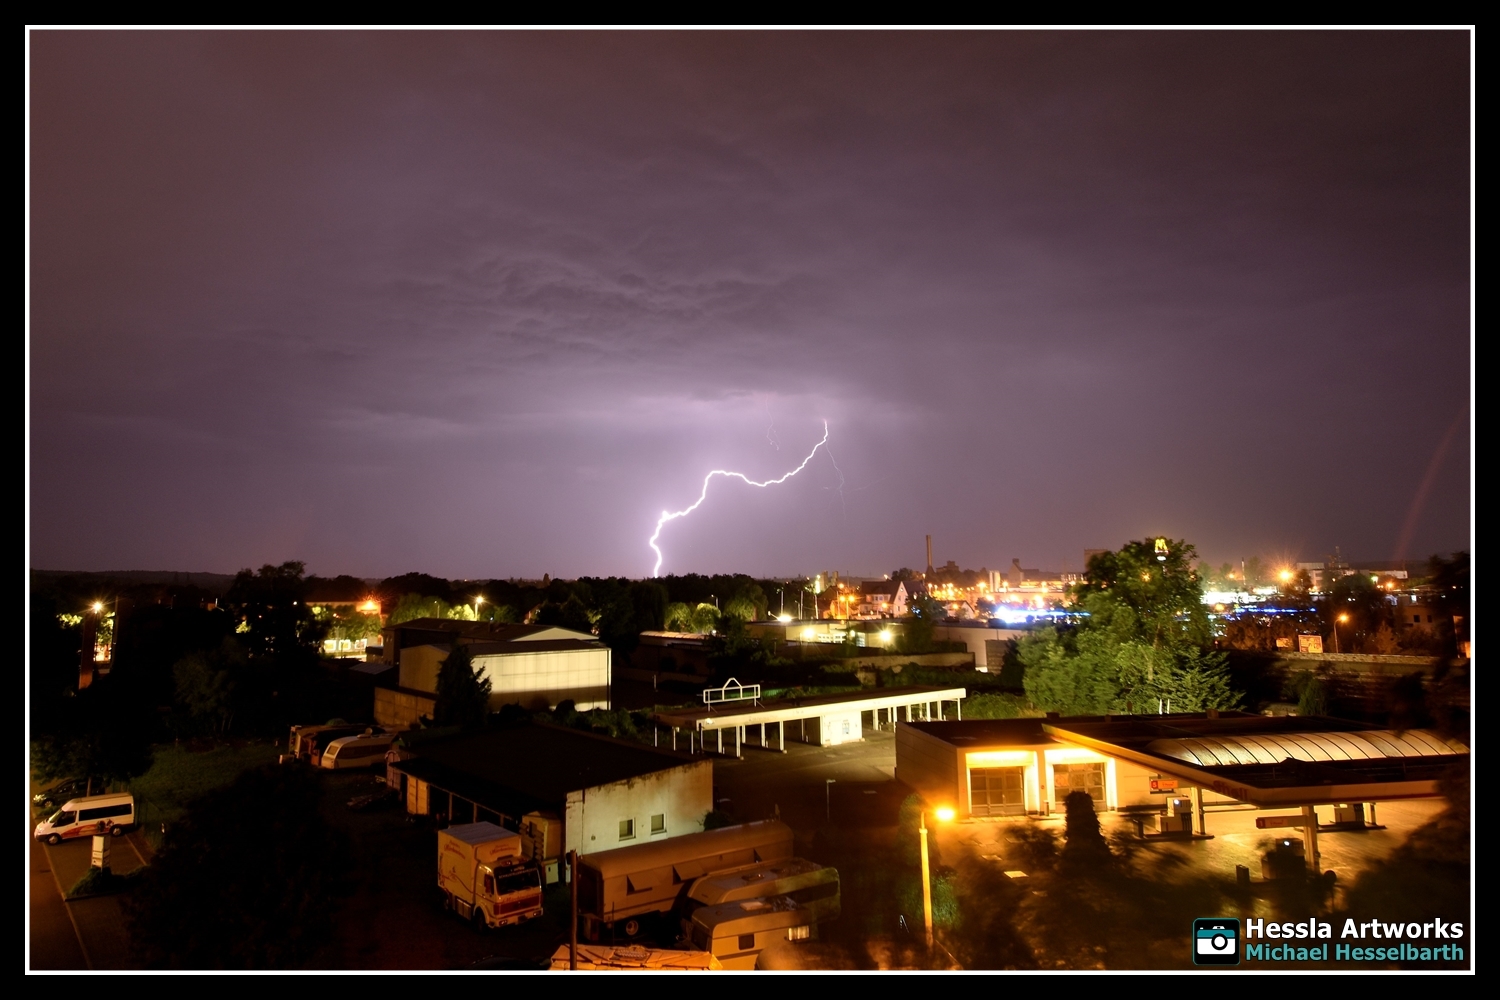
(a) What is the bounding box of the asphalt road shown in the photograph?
[28,820,153,971]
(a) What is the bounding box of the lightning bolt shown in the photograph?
[649,421,831,577]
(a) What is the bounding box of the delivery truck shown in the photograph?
[576,819,793,941]
[437,822,544,930]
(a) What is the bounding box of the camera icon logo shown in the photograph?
[1193,918,1240,966]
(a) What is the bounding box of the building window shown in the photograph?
[618,818,635,841]
[651,813,666,834]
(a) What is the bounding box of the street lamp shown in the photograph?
[1333,613,1348,654]
[920,806,955,949]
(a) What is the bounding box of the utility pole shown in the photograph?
[568,849,578,970]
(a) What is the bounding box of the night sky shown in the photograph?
[28,31,1472,580]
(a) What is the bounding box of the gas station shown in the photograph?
[896,712,1468,870]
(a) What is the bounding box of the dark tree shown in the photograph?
[224,562,323,660]
[1425,551,1470,659]
[433,644,491,729]
[532,594,594,634]
[31,676,155,788]
[1061,791,1110,867]
[29,594,81,732]
[126,765,347,969]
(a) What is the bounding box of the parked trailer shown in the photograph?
[320,732,399,770]
[686,893,835,969]
[576,819,793,941]
[288,723,384,766]
[437,822,543,930]
[681,859,841,968]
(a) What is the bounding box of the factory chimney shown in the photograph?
[926,535,933,576]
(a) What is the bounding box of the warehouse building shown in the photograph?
[389,725,712,859]
[373,618,611,728]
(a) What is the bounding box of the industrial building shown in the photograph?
[388,725,712,858]
[372,618,610,728]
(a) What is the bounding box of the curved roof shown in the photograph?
[1146,729,1468,766]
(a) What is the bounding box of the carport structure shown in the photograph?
[652,683,967,758]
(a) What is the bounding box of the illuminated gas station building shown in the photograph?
[897,713,1468,838]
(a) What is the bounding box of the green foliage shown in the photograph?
[31,677,156,787]
[127,741,282,826]
[389,593,452,623]
[1075,538,1213,648]
[959,693,1037,720]
[1018,538,1240,717]
[532,594,595,634]
[1283,666,1331,717]
[173,639,249,736]
[433,644,491,729]
[312,606,383,645]
[663,602,694,632]
[125,764,347,969]
[723,581,767,621]
[703,810,735,830]
[897,593,941,654]
[690,602,719,634]
[224,562,324,659]
[1424,551,1470,659]
[70,865,143,899]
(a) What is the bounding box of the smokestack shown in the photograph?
[926,535,933,575]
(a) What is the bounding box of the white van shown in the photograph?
[34,793,135,844]
[321,731,398,770]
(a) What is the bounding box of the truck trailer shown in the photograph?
[575,819,794,941]
[437,822,544,930]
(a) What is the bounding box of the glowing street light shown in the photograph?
[1333,613,1349,654]
[91,601,104,613]
[920,807,954,949]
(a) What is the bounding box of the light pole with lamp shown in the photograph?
[1333,613,1348,654]
[920,806,955,950]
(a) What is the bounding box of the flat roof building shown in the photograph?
[373,618,611,727]
[390,725,711,857]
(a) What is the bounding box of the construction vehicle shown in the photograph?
[438,822,543,930]
[576,819,793,941]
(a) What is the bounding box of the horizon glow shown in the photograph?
[648,422,831,577]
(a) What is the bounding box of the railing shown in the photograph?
[702,678,760,710]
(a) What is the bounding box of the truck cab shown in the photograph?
[438,822,543,930]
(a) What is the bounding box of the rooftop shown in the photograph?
[392,724,698,810]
